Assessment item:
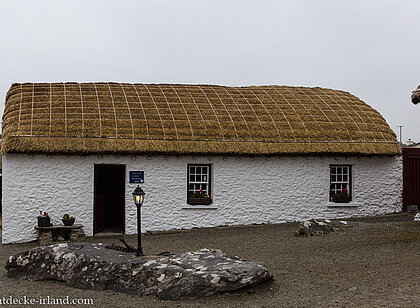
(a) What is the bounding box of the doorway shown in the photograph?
[403,148,420,212]
[94,164,125,234]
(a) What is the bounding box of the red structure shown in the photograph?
[403,148,420,212]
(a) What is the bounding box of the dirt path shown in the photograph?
[0,213,419,307]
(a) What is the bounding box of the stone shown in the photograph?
[294,219,347,236]
[5,243,272,300]
[69,228,85,241]
[37,231,53,246]
[407,204,419,213]
[414,212,420,222]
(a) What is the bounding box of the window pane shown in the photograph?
[330,165,351,201]
[187,164,212,204]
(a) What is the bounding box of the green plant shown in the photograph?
[62,213,74,220]
[191,189,210,198]
[335,188,349,198]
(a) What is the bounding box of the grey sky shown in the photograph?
[0,0,419,141]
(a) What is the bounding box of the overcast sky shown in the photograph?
[0,0,419,142]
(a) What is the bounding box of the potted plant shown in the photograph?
[37,211,51,227]
[188,189,212,205]
[62,214,75,226]
[332,188,351,203]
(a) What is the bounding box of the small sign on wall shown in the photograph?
[129,171,144,183]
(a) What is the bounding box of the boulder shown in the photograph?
[5,243,272,300]
[294,219,348,236]
[407,204,419,213]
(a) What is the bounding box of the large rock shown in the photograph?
[294,219,348,236]
[5,243,272,300]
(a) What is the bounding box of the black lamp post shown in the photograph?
[132,185,145,256]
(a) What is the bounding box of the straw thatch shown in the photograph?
[412,85,420,105]
[2,82,400,156]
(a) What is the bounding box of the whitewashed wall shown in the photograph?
[2,153,402,244]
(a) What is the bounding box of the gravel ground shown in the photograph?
[0,213,419,308]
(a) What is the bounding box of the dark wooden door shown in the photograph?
[94,164,125,234]
[403,148,420,211]
[94,194,105,233]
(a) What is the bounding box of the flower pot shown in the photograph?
[188,197,212,205]
[37,216,51,227]
[332,194,351,203]
[62,217,75,226]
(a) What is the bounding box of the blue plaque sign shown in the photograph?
[129,171,144,183]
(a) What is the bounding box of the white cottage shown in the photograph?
[1,83,402,244]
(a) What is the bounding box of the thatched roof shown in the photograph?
[2,82,400,156]
[412,85,420,104]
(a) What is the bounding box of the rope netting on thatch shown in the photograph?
[2,82,400,155]
[412,85,420,105]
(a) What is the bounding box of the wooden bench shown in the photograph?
[34,224,85,246]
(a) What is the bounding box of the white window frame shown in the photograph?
[330,165,352,202]
[187,164,213,206]
[188,165,210,195]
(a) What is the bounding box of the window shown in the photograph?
[330,165,352,202]
[187,164,212,205]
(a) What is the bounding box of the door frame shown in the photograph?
[403,148,420,212]
[93,164,126,234]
